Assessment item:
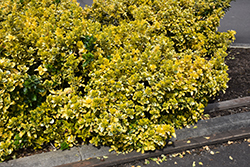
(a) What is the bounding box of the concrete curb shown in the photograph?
[1,111,249,167]
[229,43,250,49]
[0,144,113,167]
[56,127,250,167]
[204,96,250,113]
[175,111,250,141]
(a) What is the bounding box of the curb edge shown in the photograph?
[229,43,250,49]
[56,127,250,167]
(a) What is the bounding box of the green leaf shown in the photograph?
[23,87,28,95]
[32,94,37,101]
[60,142,69,150]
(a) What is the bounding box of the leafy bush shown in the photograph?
[82,0,235,152]
[0,0,235,161]
[0,0,100,161]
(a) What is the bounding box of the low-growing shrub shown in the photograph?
[0,0,235,161]
[0,0,101,161]
[82,0,235,152]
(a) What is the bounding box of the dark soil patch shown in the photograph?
[207,48,250,118]
[212,48,250,101]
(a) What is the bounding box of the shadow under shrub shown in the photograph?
[0,0,235,161]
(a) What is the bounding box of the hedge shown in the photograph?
[0,0,235,161]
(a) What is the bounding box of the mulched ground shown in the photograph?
[213,48,250,101]
[208,48,250,118]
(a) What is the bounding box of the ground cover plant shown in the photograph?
[0,0,235,161]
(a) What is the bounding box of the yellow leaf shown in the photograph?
[187,140,191,143]
[67,135,75,143]
[203,146,210,151]
[199,162,203,165]
[229,156,233,160]
[172,133,176,138]
[27,131,31,137]
[210,151,214,155]
[0,128,3,136]
[168,141,173,145]
[103,156,108,159]
[19,131,25,138]
[36,65,47,75]
[204,137,210,140]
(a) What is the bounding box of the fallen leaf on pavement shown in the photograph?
[193,126,197,129]
[186,150,191,154]
[203,146,210,151]
[161,154,167,161]
[174,162,177,164]
[228,141,234,145]
[145,159,150,164]
[204,137,210,140]
[150,158,158,161]
[192,161,196,167]
[199,162,203,165]
[172,153,179,157]
[210,151,214,155]
[229,156,233,160]
[187,140,191,143]
[216,151,220,154]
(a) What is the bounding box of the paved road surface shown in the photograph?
[115,140,250,167]
[218,0,250,44]
[77,0,92,8]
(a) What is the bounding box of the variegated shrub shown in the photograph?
[83,0,235,152]
[0,0,235,161]
[0,0,101,161]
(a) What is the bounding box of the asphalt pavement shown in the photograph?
[77,0,92,8]
[114,139,250,167]
[218,0,250,45]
